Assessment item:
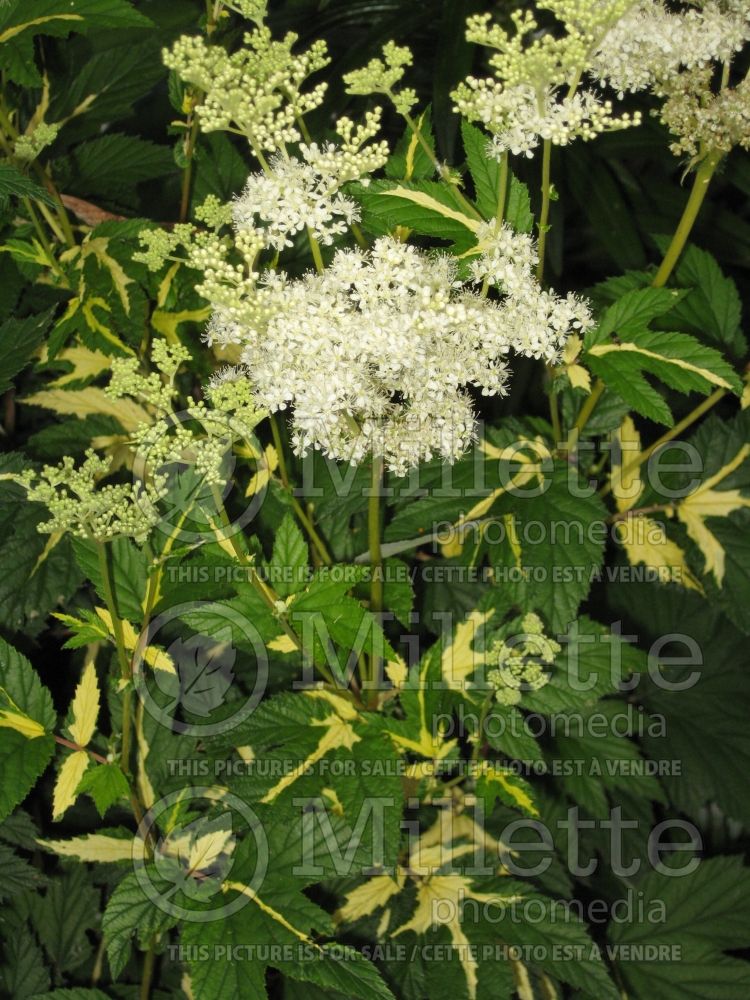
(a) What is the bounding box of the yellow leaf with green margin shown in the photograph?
[52,749,89,819]
[69,658,99,747]
[676,443,750,585]
[24,385,150,431]
[38,833,135,862]
[336,872,406,924]
[95,607,176,674]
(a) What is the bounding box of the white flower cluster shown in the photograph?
[206,234,591,474]
[232,111,388,249]
[456,80,638,158]
[592,0,750,97]
[453,3,641,157]
[591,1,750,160]
[163,27,329,155]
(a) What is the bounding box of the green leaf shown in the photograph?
[0,480,83,635]
[0,922,50,999]
[658,242,746,357]
[290,573,398,670]
[49,37,163,132]
[72,535,148,623]
[0,637,55,822]
[613,583,750,825]
[489,464,608,631]
[102,869,179,978]
[593,287,687,341]
[60,133,174,198]
[0,0,151,43]
[0,841,45,900]
[0,164,56,209]
[608,856,750,1000]
[461,121,499,220]
[76,762,130,816]
[0,311,52,395]
[460,121,533,233]
[27,866,99,974]
[192,133,249,207]
[268,513,309,598]
[354,179,479,244]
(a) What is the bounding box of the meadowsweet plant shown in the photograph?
[1,2,750,1000]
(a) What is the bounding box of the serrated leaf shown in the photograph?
[102,869,179,978]
[60,133,174,197]
[52,749,90,819]
[68,659,99,747]
[0,0,151,45]
[269,512,309,598]
[355,179,479,243]
[0,311,53,395]
[75,762,130,816]
[0,638,55,821]
[27,866,98,973]
[39,831,134,862]
[608,856,750,1000]
[0,164,55,208]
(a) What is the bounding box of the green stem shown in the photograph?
[139,940,157,1000]
[366,457,384,702]
[96,542,134,774]
[368,457,384,617]
[536,138,552,284]
[652,150,722,288]
[269,415,332,565]
[206,486,345,689]
[572,378,605,436]
[306,227,325,274]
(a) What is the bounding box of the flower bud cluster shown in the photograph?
[487,613,559,707]
[163,26,330,154]
[343,41,418,116]
[18,451,166,543]
[14,122,61,161]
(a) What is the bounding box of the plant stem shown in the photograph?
[572,378,605,436]
[96,542,134,774]
[496,151,509,226]
[599,387,726,498]
[54,734,108,764]
[306,226,325,274]
[140,940,157,1000]
[269,414,332,565]
[536,138,552,284]
[652,150,722,288]
[609,503,671,523]
[368,456,384,617]
[367,457,384,701]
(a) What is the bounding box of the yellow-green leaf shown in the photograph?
[52,749,90,819]
[69,658,100,747]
